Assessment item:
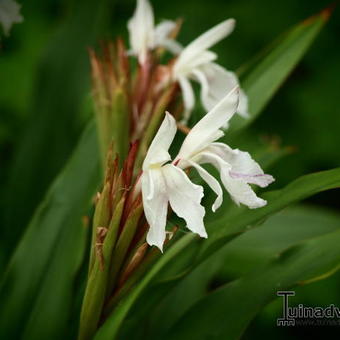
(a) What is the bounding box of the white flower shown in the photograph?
[174,87,274,210]
[141,112,206,251]
[141,87,273,251]
[0,0,23,36]
[128,0,181,64]
[172,19,249,123]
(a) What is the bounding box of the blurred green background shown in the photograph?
[0,0,339,338]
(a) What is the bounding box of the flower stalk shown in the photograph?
[79,1,274,338]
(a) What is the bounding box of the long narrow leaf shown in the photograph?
[165,229,340,339]
[229,8,330,132]
[141,206,340,339]
[0,122,101,339]
[2,0,111,253]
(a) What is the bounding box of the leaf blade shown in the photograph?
[230,8,330,132]
[0,122,101,340]
[165,229,340,340]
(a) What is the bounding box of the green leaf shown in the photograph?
[229,134,294,172]
[142,206,340,339]
[164,229,340,340]
[2,0,111,253]
[229,8,330,132]
[216,205,340,278]
[0,122,101,340]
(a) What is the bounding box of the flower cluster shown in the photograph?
[90,0,274,253]
[80,1,275,336]
[125,0,274,251]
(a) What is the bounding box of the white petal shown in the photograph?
[221,174,267,208]
[174,51,217,80]
[177,19,235,67]
[154,20,176,39]
[188,160,223,212]
[200,63,249,118]
[183,51,217,72]
[197,151,267,209]
[128,0,155,63]
[207,143,275,187]
[200,63,237,110]
[162,164,207,238]
[192,69,210,105]
[143,112,177,170]
[178,76,195,123]
[146,169,155,200]
[237,89,249,118]
[142,169,168,251]
[155,20,176,44]
[154,20,183,54]
[0,0,23,36]
[176,86,239,161]
[160,39,183,55]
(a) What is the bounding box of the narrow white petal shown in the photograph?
[178,19,235,66]
[174,51,217,80]
[184,51,217,71]
[192,69,210,106]
[154,20,176,42]
[128,0,155,63]
[208,143,275,187]
[188,160,223,212]
[197,151,267,209]
[142,169,168,251]
[237,89,250,118]
[154,20,183,54]
[143,112,177,170]
[178,76,195,123]
[162,164,207,238]
[154,20,176,38]
[176,86,239,161]
[161,38,183,55]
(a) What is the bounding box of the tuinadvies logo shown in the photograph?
[277,291,340,327]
